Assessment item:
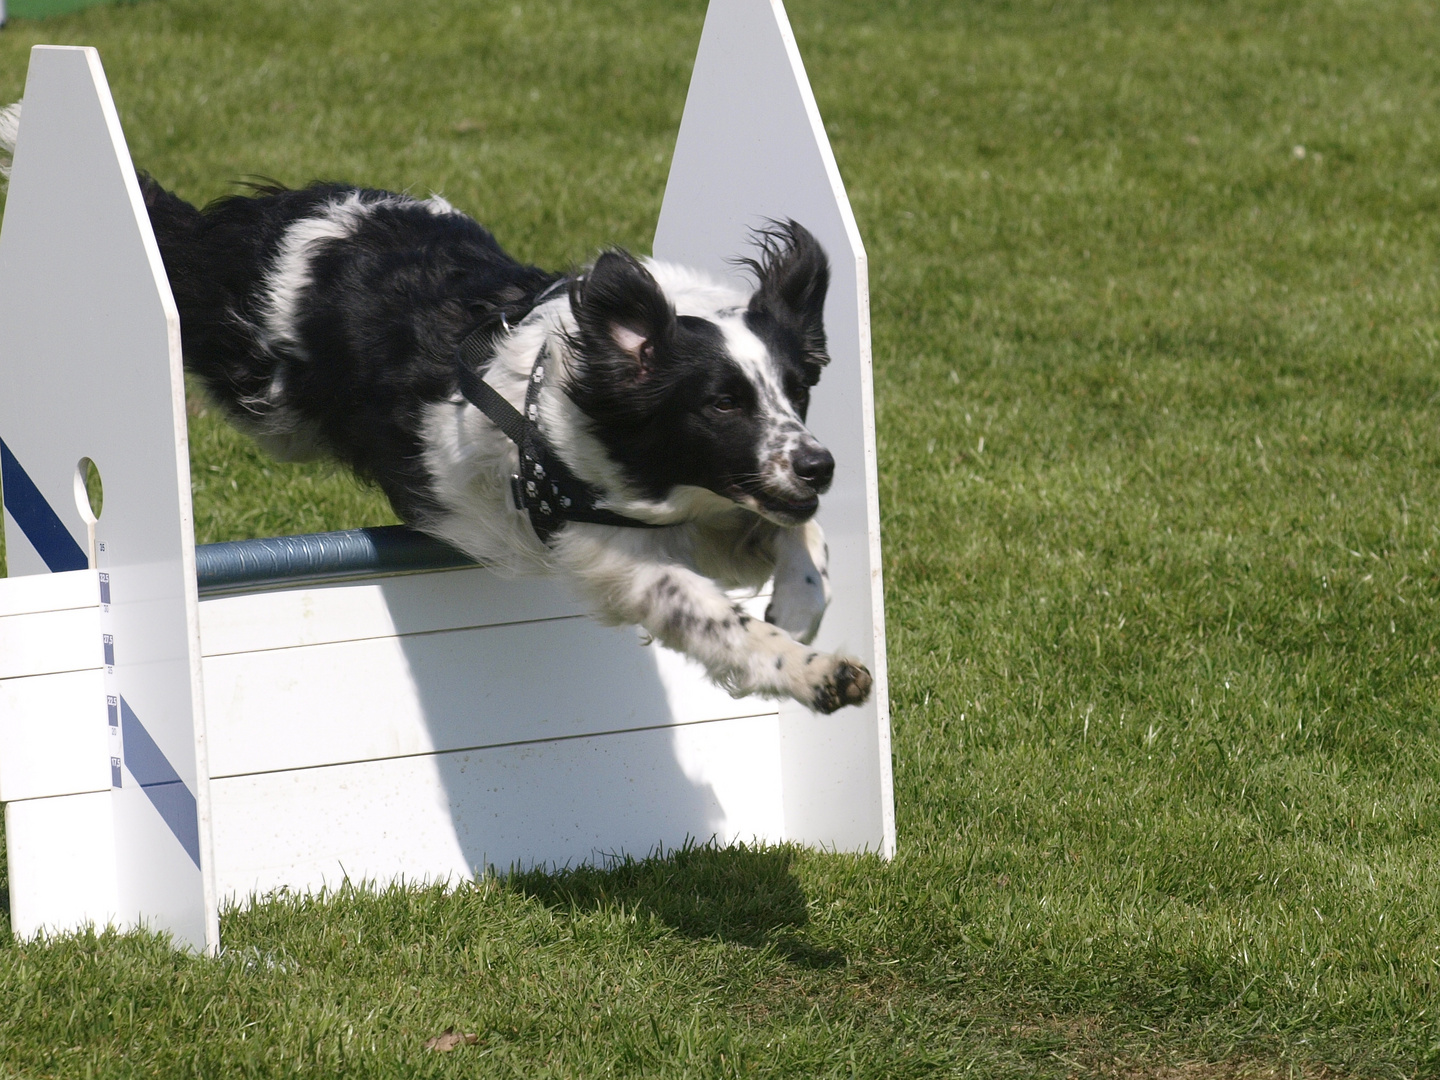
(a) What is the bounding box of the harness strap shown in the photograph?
[453,293,665,543]
[455,338,526,444]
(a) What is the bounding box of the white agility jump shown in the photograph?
[0,0,892,954]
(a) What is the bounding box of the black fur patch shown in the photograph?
[140,177,556,524]
[741,219,831,409]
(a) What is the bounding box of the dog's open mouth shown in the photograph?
[739,488,820,524]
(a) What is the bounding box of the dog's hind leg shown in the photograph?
[554,528,870,714]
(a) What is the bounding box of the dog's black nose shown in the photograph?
[792,444,835,491]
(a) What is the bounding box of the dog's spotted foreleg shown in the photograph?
[764,519,830,644]
[730,609,871,714]
[554,532,870,713]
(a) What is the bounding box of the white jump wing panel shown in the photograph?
[0,46,215,950]
[653,0,894,855]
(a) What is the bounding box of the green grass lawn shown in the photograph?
[4,0,1440,1075]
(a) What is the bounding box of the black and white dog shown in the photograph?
[1,103,871,713]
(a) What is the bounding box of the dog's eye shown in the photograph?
[711,395,740,413]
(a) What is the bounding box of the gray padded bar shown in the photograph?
[195,525,477,596]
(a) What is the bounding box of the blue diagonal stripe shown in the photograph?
[120,696,201,869]
[0,437,88,572]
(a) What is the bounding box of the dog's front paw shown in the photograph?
[766,521,830,645]
[805,655,872,714]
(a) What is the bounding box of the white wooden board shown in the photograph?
[198,570,770,777]
[203,618,774,777]
[209,713,786,900]
[0,669,110,802]
[0,566,99,618]
[4,793,119,941]
[197,565,585,657]
[0,604,102,680]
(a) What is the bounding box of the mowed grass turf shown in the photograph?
[2,0,1440,1075]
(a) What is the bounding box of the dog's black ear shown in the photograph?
[572,250,675,381]
[743,220,830,370]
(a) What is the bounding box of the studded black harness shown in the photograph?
[453,281,664,543]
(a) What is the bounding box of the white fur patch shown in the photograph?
[642,259,748,316]
[257,193,376,359]
[0,101,21,180]
[423,194,462,216]
[717,309,812,504]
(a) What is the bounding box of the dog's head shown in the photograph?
[566,221,833,525]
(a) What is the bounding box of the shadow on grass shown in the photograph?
[507,842,844,968]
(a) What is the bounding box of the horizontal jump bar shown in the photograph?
[194,525,477,596]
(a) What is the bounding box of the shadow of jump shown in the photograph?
[507,841,846,968]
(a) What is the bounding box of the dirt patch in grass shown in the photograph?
[998,1016,1344,1079]
[1083,1060,1341,1079]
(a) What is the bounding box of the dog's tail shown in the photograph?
[0,100,21,182]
